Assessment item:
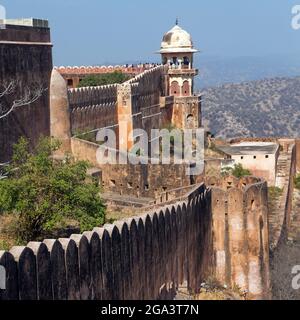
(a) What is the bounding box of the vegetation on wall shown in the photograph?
[0,137,106,243]
[78,71,130,87]
[294,174,300,190]
[222,163,252,178]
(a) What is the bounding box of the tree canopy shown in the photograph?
[0,137,106,242]
[222,163,252,178]
[78,71,129,87]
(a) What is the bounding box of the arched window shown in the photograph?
[170,81,180,96]
[182,81,190,96]
[187,114,194,128]
[183,56,190,69]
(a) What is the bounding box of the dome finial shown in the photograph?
[175,17,179,26]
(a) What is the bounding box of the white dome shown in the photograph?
[159,24,198,54]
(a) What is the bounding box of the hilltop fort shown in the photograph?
[0,18,299,300]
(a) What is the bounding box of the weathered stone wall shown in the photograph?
[68,85,118,134]
[0,25,53,162]
[206,176,270,299]
[71,137,193,199]
[0,185,213,300]
[295,139,300,172]
[56,64,159,88]
[270,142,296,249]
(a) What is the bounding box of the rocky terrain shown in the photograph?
[202,76,300,139]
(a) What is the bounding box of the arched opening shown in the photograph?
[182,81,190,96]
[170,81,180,96]
[183,56,190,69]
[186,114,194,129]
[171,56,179,69]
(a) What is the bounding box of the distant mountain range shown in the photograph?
[195,54,300,89]
[202,76,300,139]
[103,55,300,139]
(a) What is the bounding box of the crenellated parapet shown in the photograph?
[0,184,213,300]
[206,175,270,300]
[68,84,118,110]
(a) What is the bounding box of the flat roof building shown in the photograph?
[218,142,280,186]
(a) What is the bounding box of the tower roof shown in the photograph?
[159,24,199,54]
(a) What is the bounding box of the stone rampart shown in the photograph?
[0,185,212,300]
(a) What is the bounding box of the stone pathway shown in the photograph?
[270,188,300,300]
[289,189,300,241]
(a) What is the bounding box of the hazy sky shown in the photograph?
[1,0,300,65]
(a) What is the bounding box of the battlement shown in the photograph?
[0,185,212,300]
[55,64,161,78]
[0,18,49,28]
[68,84,118,109]
[0,20,51,44]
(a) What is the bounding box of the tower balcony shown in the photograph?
[168,68,199,77]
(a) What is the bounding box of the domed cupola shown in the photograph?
[158,21,199,99]
[159,23,198,54]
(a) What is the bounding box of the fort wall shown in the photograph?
[0,24,53,162]
[71,137,193,199]
[206,176,270,299]
[68,85,118,134]
[0,185,213,300]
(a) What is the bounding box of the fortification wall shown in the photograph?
[0,25,53,162]
[56,64,160,88]
[295,139,300,172]
[0,185,213,300]
[130,66,167,136]
[270,143,296,249]
[68,85,118,134]
[71,137,192,199]
[206,176,270,299]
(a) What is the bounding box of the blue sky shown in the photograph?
[1,0,300,66]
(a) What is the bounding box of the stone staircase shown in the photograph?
[275,153,289,189]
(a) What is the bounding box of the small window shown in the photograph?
[265,155,269,159]
[127,182,133,189]
[253,156,257,159]
[109,180,116,187]
[145,184,149,191]
[241,156,244,160]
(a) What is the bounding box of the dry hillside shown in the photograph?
[202,77,300,138]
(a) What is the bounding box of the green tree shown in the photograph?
[78,71,129,87]
[222,163,252,178]
[0,137,106,242]
[294,174,300,190]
